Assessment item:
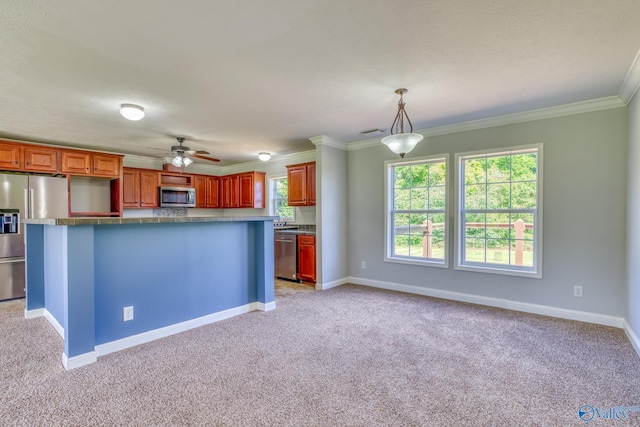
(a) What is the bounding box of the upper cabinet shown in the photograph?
[0,142,22,170]
[239,171,266,209]
[123,168,159,208]
[287,162,315,206]
[61,150,121,177]
[24,146,59,173]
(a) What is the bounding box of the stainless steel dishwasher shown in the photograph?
[275,232,298,281]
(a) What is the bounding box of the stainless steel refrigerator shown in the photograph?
[0,174,68,301]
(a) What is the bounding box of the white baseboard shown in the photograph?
[348,276,625,328]
[257,301,276,311]
[624,320,640,358]
[24,308,44,319]
[62,351,97,370]
[317,277,348,291]
[43,309,64,339]
[95,302,256,358]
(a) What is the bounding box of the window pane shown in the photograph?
[511,182,536,209]
[411,187,428,210]
[276,179,288,198]
[429,186,446,209]
[465,214,486,238]
[465,158,486,184]
[465,238,486,263]
[395,166,411,189]
[508,214,534,240]
[429,162,446,186]
[511,153,537,182]
[411,164,429,187]
[487,183,510,209]
[394,189,410,210]
[487,238,509,264]
[464,184,486,209]
[487,155,510,183]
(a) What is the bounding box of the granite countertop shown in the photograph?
[23,216,278,226]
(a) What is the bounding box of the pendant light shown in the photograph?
[381,89,423,158]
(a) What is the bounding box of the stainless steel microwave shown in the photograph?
[159,186,196,208]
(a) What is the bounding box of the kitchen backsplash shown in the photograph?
[153,208,188,217]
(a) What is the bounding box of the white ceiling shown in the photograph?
[1,0,640,166]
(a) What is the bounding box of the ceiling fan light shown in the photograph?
[258,152,271,161]
[182,156,193,167]
[120,104,145,121]
[171,155,183,167]
[381,133,424,158]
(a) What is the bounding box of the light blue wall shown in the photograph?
[92,221,268,344]
[44,226,65,326]
[348,108,628,316]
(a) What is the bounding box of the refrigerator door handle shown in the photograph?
[24,189,29,219]
[29,188,35,218]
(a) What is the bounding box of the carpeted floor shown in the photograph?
[1,284,639,426]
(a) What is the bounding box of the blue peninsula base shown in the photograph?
[23,217,275,370]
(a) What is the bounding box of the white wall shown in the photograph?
[627,94,640,341]
[348,107,628,317]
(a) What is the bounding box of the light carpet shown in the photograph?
[1,284,639,426]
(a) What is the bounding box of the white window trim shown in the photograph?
[453,143,543,278]
[384,153,450,269]
[268,174,295,221]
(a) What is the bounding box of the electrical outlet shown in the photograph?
[573,286,583,298]
[361,261,366,269]
[123,306,134,321]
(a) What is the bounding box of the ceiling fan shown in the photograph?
[153,137,220,167]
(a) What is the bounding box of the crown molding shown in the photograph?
[309,135,347,150]
[619,48,640,104]
[347,96,626,151]
[220,150,316,175]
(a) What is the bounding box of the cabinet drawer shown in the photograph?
[298,235,315,245]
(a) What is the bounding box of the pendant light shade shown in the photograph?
[381,89,423,158]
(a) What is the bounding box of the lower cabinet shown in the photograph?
[297,235,316,283]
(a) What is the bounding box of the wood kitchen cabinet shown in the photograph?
[297,235,316,283]
[23,146,59,173]
[239,171,266,208]
[0,141,22,170]
[287,162,315,206]
[195,176,208,208]
[61,150,121,177]
[123,168,158,208]
[207,176,220,208]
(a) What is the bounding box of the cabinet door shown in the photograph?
[219,176,230,208]
[139,171,159,207]
[238,173,254,208]
[122,169,140,207]
[194,176,208,208]
[287,165,307,206]
[24,146,59,173]
[92,154,120,177]
[298,235,316,283]
[306,163,316,205]
[207,177,220,208]
[0,142,22,170]
[229,175,239,208]
[61,151,91,174]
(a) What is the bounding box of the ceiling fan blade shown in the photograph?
[192,153,221,163]
[185,149,210,155]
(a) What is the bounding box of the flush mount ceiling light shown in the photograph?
[119,104,145,121]
[381,89,424,158]
[258,152,271,161]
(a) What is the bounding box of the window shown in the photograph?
[455,144,542,277]
[385,155,448,267]
[269,176,294,221]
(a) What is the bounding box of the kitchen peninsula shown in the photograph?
[23,216,275,370]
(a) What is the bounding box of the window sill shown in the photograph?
[454,263,541,279]
[385,256,448,269]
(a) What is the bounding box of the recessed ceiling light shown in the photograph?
[258,152,271,161]
[120,104,145,121]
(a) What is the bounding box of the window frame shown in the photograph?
[454,143,543,278]
[268,175,295,222]
[384,153,450,268]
